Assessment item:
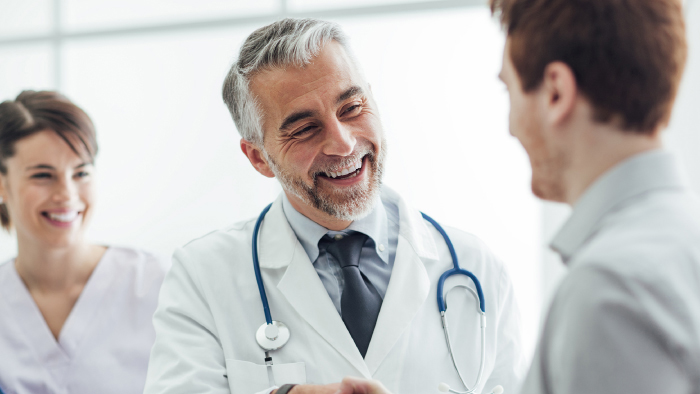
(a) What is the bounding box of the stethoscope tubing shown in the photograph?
[420,212,485,313]
[253,203,274,325]
[252,203,489,393]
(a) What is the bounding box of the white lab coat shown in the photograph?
[145,188,526,394]
[0,246,169,394]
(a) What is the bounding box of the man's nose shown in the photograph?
[322,119,356,157]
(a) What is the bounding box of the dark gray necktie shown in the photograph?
[319,233,382,358]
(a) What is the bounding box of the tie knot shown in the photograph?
[319,232,368,269]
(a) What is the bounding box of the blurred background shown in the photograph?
[0,0,698,358]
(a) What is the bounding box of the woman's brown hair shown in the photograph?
[0,90,98,231]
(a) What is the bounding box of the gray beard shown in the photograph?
[264,141,387,222]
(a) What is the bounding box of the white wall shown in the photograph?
[666,0,700,191]
[6,0,698,359]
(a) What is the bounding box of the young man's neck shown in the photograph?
[564,123,663,205]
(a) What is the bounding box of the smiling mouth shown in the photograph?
[42,211,81,223]
[318,156,365,180]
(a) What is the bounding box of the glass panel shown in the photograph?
[62,25,281,256]
[62,0,278,32]
[337,8,541,356]
[0,0,52,38]
[0,43,54,263]
[0,44,54,100]
[666,0,700,193]
[289,0,443,12]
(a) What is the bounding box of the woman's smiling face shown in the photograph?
[0,130,96,249]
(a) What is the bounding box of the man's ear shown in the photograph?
[541,61,578,128]
[240,139,275,178]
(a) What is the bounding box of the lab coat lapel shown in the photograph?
[363,189,437,375]
[258,198,372,377]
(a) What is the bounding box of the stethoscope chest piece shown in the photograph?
[256,321,290,351]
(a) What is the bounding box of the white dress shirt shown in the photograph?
[0,246,170,394]
[281,194,399,314]
[521,150,700,394]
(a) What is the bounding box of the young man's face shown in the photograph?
[249,41,386,222]
[499,39,568,202]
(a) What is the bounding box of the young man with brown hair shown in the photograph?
[344,0,698,393]
[493,0,698,393]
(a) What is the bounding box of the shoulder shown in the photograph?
[168,217,259,290]
[0,258,14,275]
[105,245,170,272]
[569,192,700,333]
[102,246,171,294]
[176,216,257,262]
[383,186,505,269]
[0,258,16,291]
[436,224,507,279]
[577,190,700,283]
[554,262,700,351]
[442,225,499,257]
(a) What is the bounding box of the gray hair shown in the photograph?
[222,18,353,145]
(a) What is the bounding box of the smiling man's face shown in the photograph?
[247,41,386,226]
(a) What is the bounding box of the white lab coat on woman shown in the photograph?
[144,187,526,394]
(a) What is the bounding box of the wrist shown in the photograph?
[276,384,297,394]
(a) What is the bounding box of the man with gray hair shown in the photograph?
[144,18,525,394]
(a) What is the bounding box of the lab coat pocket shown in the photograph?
[225,358,306,394]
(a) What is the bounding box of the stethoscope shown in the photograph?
[252,203,503,394]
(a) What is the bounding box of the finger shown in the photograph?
[336,377,390,394]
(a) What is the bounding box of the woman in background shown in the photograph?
[0,91,169,394]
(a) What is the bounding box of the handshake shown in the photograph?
[273,378,505,394]
[271,378,390,394]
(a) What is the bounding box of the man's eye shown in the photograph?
[344,104,361,115]
[294,125,316,136]
[75,171,90,178]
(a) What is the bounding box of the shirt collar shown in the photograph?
[281,193,390,264]
[550,149,688,264]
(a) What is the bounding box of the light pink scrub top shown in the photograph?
[0,246,169,394]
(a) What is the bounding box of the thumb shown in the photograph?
[335,377,390,394]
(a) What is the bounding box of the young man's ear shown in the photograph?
[541,61,578,127]
[240,139,275,178]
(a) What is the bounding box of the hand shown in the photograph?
[334,377,393,394]
[272,383,341,394]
